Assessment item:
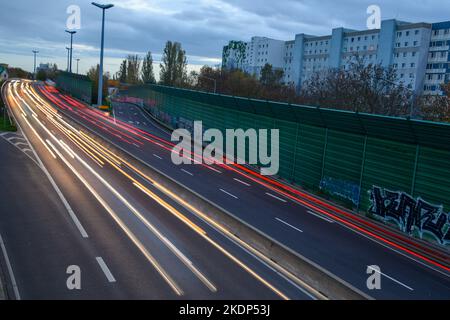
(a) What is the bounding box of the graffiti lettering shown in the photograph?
[320,176,360,206]
[369,186,450,245]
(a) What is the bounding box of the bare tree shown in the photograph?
[301,55,412,116]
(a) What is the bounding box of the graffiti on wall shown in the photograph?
[320,176,360,206]
[369,186,450,245]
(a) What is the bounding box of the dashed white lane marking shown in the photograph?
[153,154,163,160]
[220,189,239,199]
[307,210,335,223]
[233,178,251,187]
[96,257,116,283]
[367,266,413,291]
[275,218,303,233]
[0,233,21,300]
[206,166,222,174]
[181,169,194,176]
[266,192,288,203]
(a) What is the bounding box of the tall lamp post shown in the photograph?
[76,58,81,74]
[198,75,217,94]
[65,30,77,73]
[379,77,416,119]
[32,50,39,80]
[66,47,71,72]
[92,2,114,106]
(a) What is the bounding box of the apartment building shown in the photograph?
[223,19,450,95]
[424,21,450,95]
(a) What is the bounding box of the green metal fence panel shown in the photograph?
[55,71,92,104]
[321,130,366,206]
[117,84,450,247]
[292,124,326,190]
[360,137,417,211]
[415,146,450,210]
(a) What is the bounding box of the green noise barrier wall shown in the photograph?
[56,71,92,104]
[117,84,450,247]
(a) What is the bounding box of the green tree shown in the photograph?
[116,60,127,83]
[36,69,47,81]
[260,63,284,87]
[160,41,187,86]
[126,54,141,84]
[87,64,109,105]
[141,51,156,84]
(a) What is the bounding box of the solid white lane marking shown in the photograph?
[14,142,28,147]
[276,218,303,233]
[266,192,288,203]
[0,233,21,300]
[220,189,238,199]
[7,93,89,239]
[96,257,116,283]
[153,154,163,160]
[307,210,335,223]
[367,266,413,291]
[234,178,251,187]
[181,169,194,176]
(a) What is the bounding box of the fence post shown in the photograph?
[357,135,368,212]
[320,128,329,187]
[411,144,420,197]
[290,122,300,182]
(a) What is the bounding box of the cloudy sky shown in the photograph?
[0,0,449,78]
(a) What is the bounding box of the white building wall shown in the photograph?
[223,19,450,95]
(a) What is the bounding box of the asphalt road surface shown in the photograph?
[1,79,449,299]
[0,80,319,300]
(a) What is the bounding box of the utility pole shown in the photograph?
[92,2,114,106]
[66,47,71,72]
[32,50,39,80]
[65,30,77,73]
[198,75,217,94]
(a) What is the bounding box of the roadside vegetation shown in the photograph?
[0,83,16,132]
[80,42,449,122]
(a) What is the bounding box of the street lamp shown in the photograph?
[378,77,416,119]
[32,50,39,80]
[92,2,114,106]
[76,58,80,74]
[66,47,71,72]
[198,75,217,94]
[65,30,77,73]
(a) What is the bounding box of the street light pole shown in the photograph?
[378,77,416,119]
[66,47,71,72]
[92,2,114,106]
[32,50,39,80]
[198,75,217,94]
[65,30,77,73]
[76,58,80,74]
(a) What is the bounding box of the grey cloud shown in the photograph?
[1,0,449,74]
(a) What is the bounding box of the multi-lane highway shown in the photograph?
[0,79,322,300]
[1,79,450,299]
